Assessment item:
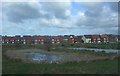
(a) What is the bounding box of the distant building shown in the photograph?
[51,36,61,44]
[23,35,32,45]
[91,35,101,43]
[69,35,74,44]
[100,35,109,43]
[107,34,118,43]
[82,35,91,43]
[63,35,69,44]
[33,36,46,44]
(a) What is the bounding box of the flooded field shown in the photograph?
[4,49,118,64]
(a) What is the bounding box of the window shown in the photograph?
[52,42,54,44]
[52,39,54,41]
[98,38,100,40]
[35,42,37,44]
[41,42,44,44]
[70,36,73,38]
[23,42,26,44]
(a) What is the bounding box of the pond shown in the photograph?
[24,52,64,64]
[68,48,119,53]
[5,49,118,64]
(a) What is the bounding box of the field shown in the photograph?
[2,44,119,74]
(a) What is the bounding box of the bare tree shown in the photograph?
[45,36,52,52]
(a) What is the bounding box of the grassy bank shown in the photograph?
[71,43,120,49]
[2,44,118,56]
[2,43,120,51]
[2,56,118,74]
[2,44,119,74]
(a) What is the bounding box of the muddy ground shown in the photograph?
[4,49,118,64]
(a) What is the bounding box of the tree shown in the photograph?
[45,36,52,52]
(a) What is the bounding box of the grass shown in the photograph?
[71,43,120,49]
[2,44,119,74]
[2,56,118,74]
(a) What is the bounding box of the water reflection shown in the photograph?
[24,53,63,64]
[68,48,119,53]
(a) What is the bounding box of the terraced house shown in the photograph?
[100,35,109,43]
[1,34,119,45]
[91,35,101,43]
[33,36,46,44]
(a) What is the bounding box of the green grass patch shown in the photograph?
[2,56,118,74]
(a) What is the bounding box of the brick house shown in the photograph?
[77,36,84,43]
[100,35,109,43]
[15,35,21,44]
[69,35,74,44]
[91,35,101,43]
[107,34,118,43]
[51,36,61,44]
[23,35,33,45]
[10,37,16,44]
[63,35,69,44]
[2,36,11,44]
[74,36,80,43]
[33,36,46,44]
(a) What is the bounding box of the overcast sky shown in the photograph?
[2,2,118,36]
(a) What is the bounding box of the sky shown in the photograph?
[1,1,118,36]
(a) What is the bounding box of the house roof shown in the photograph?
[51,36,60,39]
[64,35,69,39]
[33,36,46,40]
[84,35,91,38]
[100,35,109,38]
[91,35,100,38]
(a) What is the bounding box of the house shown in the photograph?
[91,35,101,43]
[33,36,46,44]
[78,36,84,43]
[9,37,16,44]
[68,35,74,44]
[100,35,109,43]
[15,35,22,44]
[51,36,61,44]
[63,35,69,44]
[23,35,32,45]
[82,35,91,43]
[74,36,80,43]
[2,36,10,44]
[107,34,118,43]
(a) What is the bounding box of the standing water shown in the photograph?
[68,48,119,53]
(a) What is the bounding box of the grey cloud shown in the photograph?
[42,2,71,19]
[76,2,118,34]
[3,2,52,23]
